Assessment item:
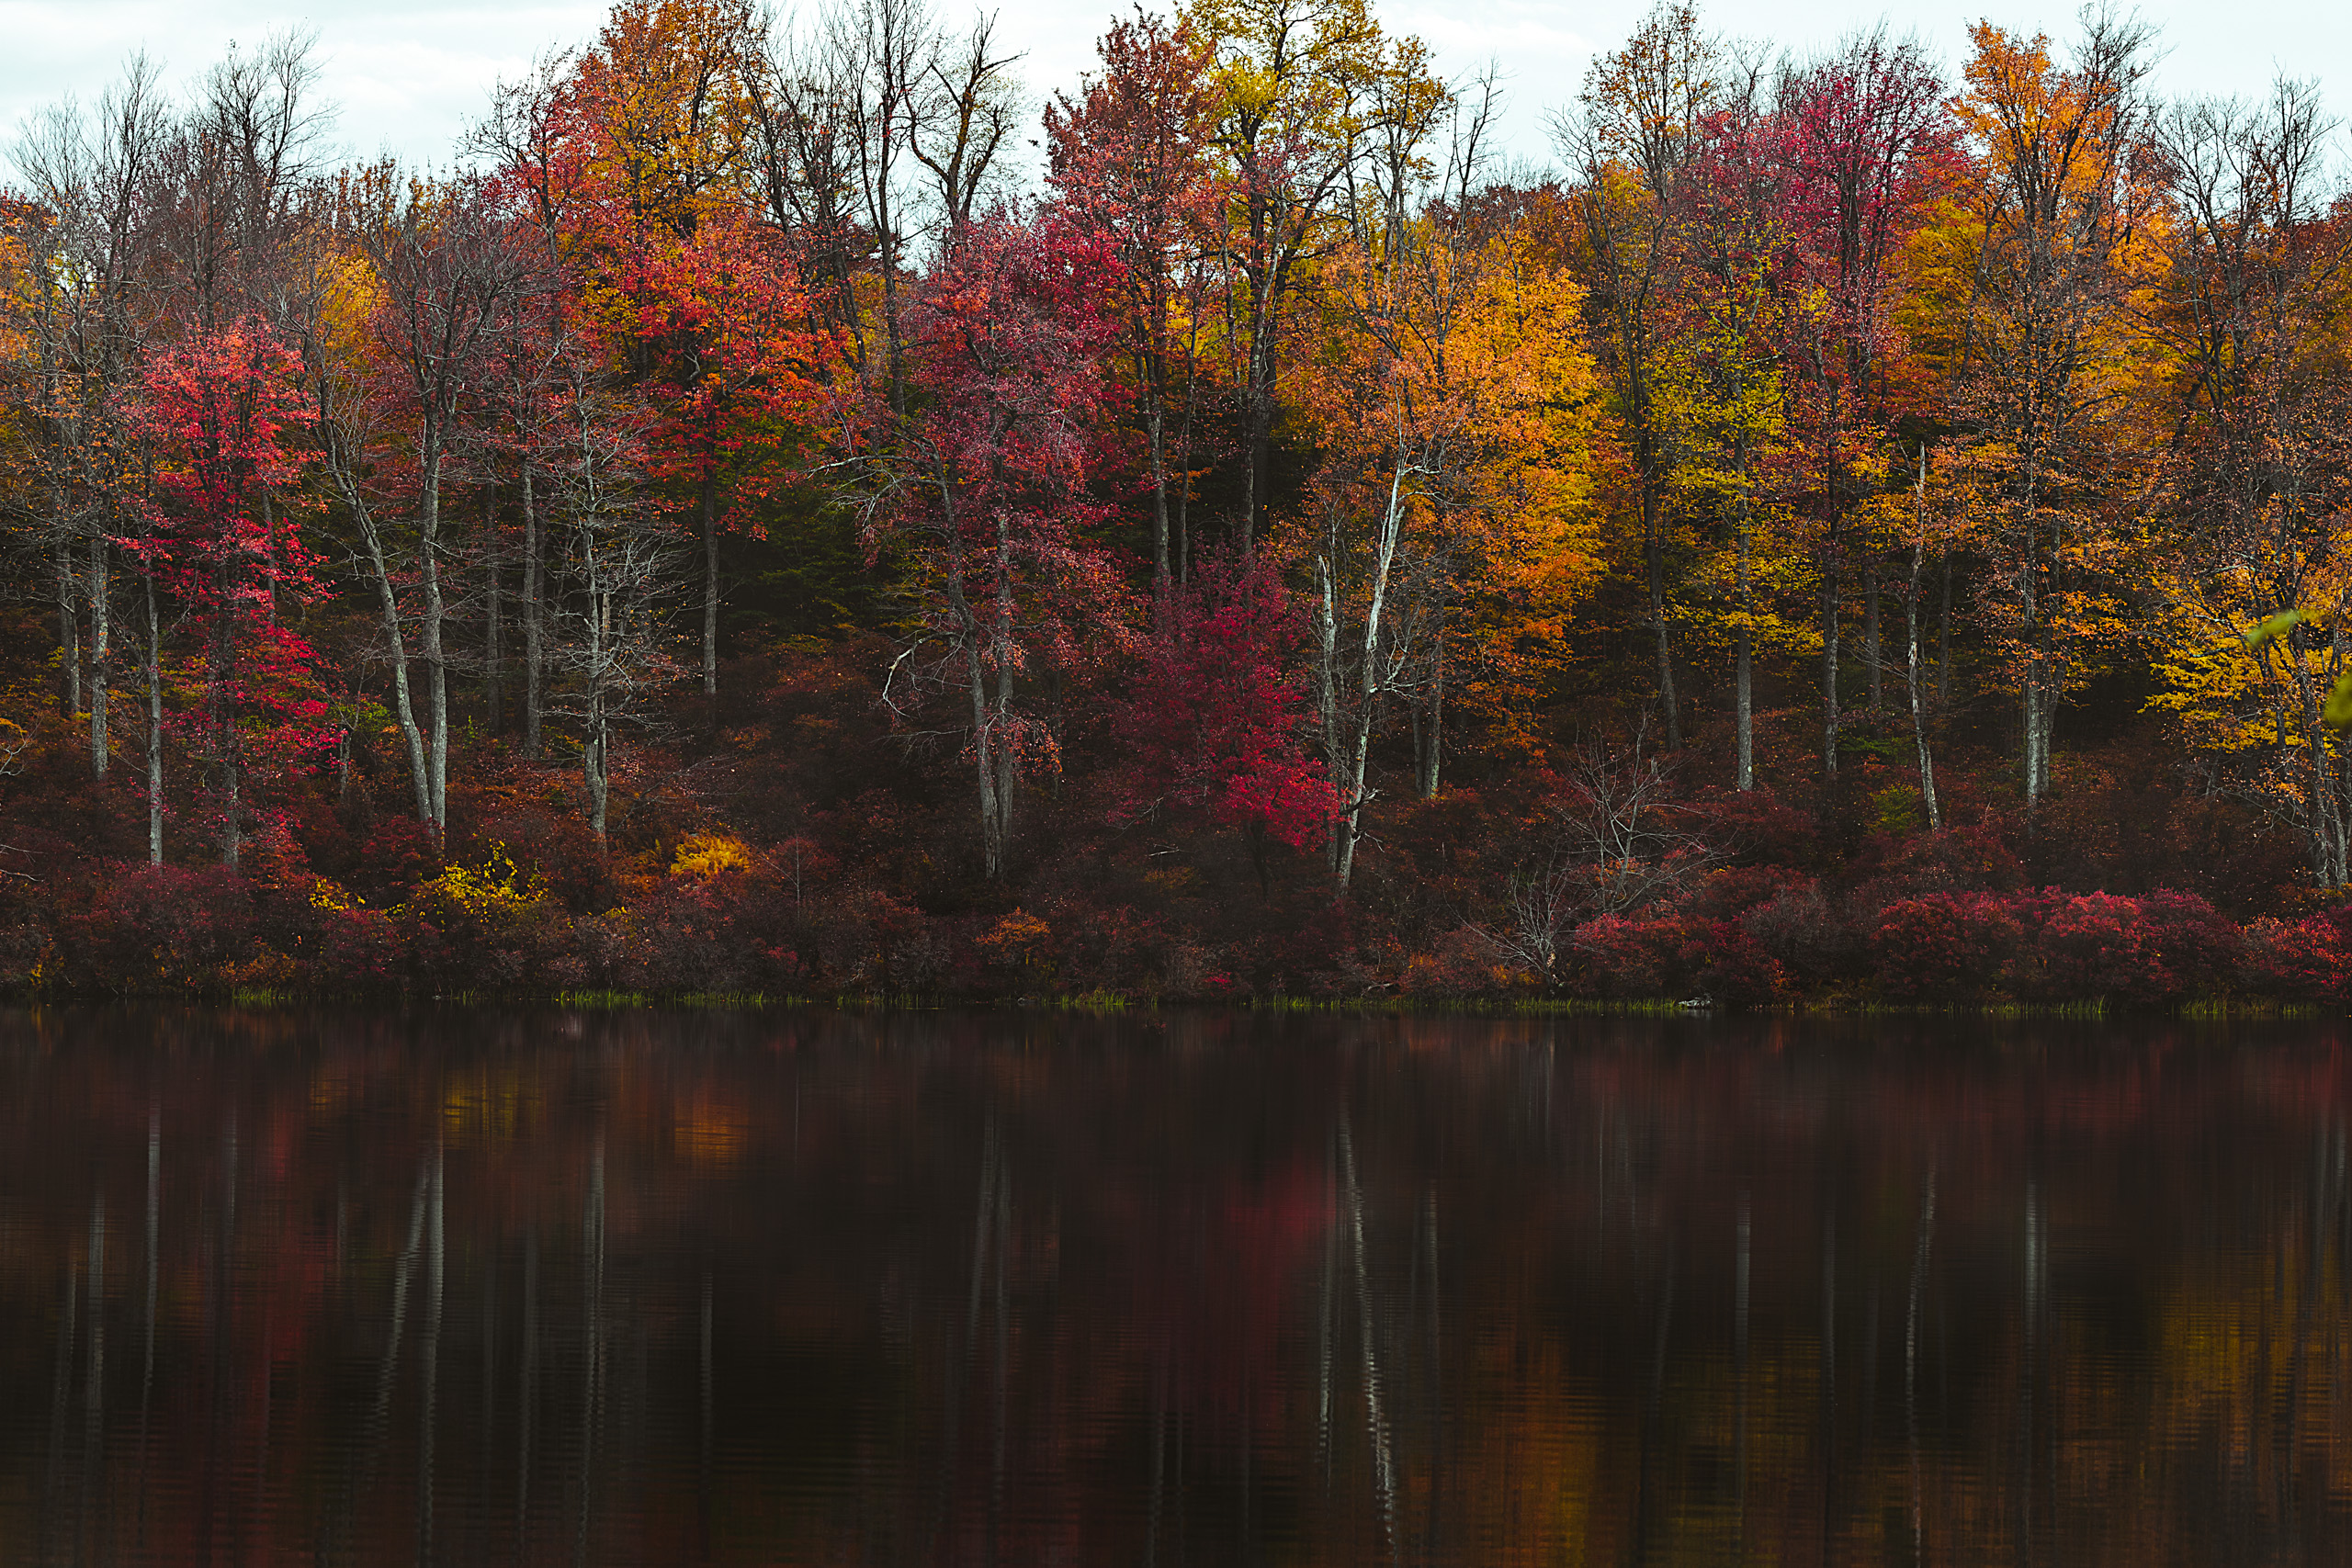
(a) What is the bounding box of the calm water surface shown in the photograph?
[2,1007,2349,1565]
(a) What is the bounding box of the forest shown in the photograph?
[1,0,2349,1005]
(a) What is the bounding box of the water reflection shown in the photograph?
[1,1008,2348,1564]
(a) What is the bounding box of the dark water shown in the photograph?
[4,1009,2352,1566]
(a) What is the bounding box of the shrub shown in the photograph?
[1571,915,1685,998]
[52,863,258,993]
[671,832,754,880]
[2029,893,2155,1002]
[1679,919,1788,1005]
[1871,893,2022,1001]
[1742,880,1852,987]
[2137,891,2243,999]
[1401,926,1515,1000]
[2240,915,2350,1004]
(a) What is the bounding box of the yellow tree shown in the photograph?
[1181,0,1438,553]
[2139,85,2352,887]
[1549,1,1718,750]
[1923,17,2165,818]
[1295,103,1603,887]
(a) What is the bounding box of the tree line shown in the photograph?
[3,0,2351,998]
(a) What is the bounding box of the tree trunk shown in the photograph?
[143,573,163,866]
[58,541,80,720]
[1736,470,1754,792]
[585,566,610,842]
[522,463,544,761]
[1645,491,1679,750]
[484,491,503,737]
[1864,560,1882,708]
[1821,565,1841,776]
[700,476,720,723]
[1146,374,1170,615]
[967,638,1001,879]
[88,532,108,779]
[356,509,434,826]
[420,440,449,840]
[989,520,1018,870]
[2019,475,2046,823]
[1329,460,1409,893]
[1907,446,1940,831]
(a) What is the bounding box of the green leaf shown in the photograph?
[2324,671,2352,729]
[2244,608,2306,652]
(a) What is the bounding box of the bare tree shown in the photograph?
[344,170,533,840]
[9,57,170,785]
[543,374,681,841]
[1487,730,1716,988]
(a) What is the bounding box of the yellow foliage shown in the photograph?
[417,845,548,920]
[978,909,1054,968]
[670,832,753,879]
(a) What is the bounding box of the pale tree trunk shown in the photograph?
[522,463,544,760]
[354,508,434,825]
[1735,457,1754,792]
[1864,560,1882,708]
[88,532,108,779]
[484,491,503,737]
[967,639,1001,879]
[1326,459,1410,892]
[1146,384,1171,613]
[57,540,80,720]
[1820,565,1841,777]
[1906,446,1940,831]
[143,574,163,865]
[989,516,1017,867]
[420,439,449,839]
[1645,490,1679,749]
[2019,468,2050,822]
[700,477,719,721]
[584,565,610,840]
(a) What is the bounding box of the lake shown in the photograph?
[1,1007,2347,1565]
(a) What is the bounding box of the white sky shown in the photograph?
[0,0,2342,182]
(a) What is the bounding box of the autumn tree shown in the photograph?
[1551,1,1718,749]
[7,59,169,784]
[1184,0,1435,554]
[1046,9,1219,610]
[135,320,323,868]
[1774,32,1951,771]
[858,209,1124,879]
[1926,15,2159,818]
[1114,550,1336,889]
[2142,85,2352,886]
[1301,87,1601,887]
[1658,61,1798,792]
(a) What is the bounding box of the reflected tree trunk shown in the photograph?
[1337,1114,1399,1566]
[419,1141,444,1568]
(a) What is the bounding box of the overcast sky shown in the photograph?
[1,0,2342,183]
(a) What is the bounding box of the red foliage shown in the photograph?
[2027,893,2160,1001]
[1572,915,1682,998]
[2240,914,2352,1004]
[1114,551,1337,852]
[1871,893,2023,1001]
[1742,880,1855,987]
[133,320,330,842]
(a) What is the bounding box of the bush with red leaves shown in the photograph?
[1871,893,2023,1001]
